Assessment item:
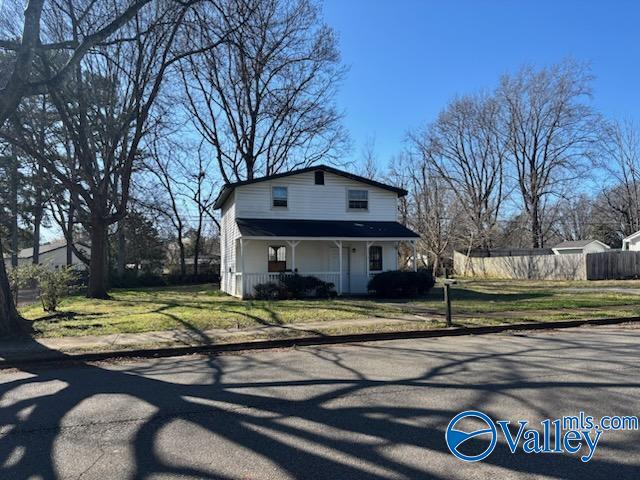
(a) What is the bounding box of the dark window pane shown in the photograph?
[348,190,368,209]
[315,171,324,185]
[272,187,287,207]
[369,246,383,271]
[268,246,287,272]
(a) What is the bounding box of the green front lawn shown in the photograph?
[20,284,402,338]
[19,279,640,338]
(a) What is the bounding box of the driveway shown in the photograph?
[0,324,639,479]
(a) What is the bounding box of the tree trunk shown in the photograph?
[177,228,186,276]
[0,237,24,336]
[116,219,126,276]
[87,218,109,299]
[33,101,45,265]
[193,228,202,277]
[66,199,75,266]
[9,148,19,268]
[32,205,42,265]
[531,201,541,248]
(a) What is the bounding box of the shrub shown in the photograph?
[9,264,78,311]
[165,272,221,286]
[7,264,39,302]
[37,267,78,312]
[109,269,166,288]
[367,270,435,298]
[109,270,221,288]
[253,274,336,300]
[253,281,285,300]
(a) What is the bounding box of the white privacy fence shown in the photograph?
[453,251,587,280]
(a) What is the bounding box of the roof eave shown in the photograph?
[623,230,640,242]
[238,235,419,241]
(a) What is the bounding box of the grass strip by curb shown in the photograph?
[2,315,639,370]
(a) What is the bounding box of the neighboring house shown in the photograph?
[552,240,610,255]
[3,239,89,270]
[622,230,640,251]
[214,165,420,298]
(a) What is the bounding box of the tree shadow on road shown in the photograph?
[0,329,640,479]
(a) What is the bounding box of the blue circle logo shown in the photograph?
[446,410,497,462]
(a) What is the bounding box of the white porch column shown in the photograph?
[287,240,300,272]
[334,240,343,295]
[239,238,245,297]
[412,240,417,272]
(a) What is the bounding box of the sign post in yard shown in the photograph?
[442,279,456,327]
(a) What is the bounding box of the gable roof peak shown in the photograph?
[213,164,407,209]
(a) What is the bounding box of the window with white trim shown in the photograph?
[268,246,287,272]
[348,189,368,209]
[272,186,288,208]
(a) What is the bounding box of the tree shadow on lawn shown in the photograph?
[1,330,640,478]
[430,286,550,303]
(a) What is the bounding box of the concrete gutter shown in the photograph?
[1,315,639,370]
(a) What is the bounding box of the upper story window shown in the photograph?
[272,186,288,208]
[348,189,368,210]
[314,171,324,185]
[369,246,383,271]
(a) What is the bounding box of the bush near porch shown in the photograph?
[368,270,435,298]
[253,273,336,300]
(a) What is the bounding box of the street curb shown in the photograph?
[2,315,639,370]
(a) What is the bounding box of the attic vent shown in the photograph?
[314,170,324,185]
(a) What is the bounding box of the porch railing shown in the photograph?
[239,272,340,298]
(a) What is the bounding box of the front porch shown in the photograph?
[231,238,417,298]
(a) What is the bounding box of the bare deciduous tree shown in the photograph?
[0,0,174,333]
[0,0,153,126]
[499,61,600,248]
[140,134,220,277]
[597,119,640,237]
[359,135,379,179]
[411,94,506,249]
[545,195,591,242]
[3,1,207,298]
[181,0,347,182]
[388,152,461,274]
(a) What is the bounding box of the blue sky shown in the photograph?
[322,0,640,167]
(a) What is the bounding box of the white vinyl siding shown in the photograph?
[220,191,241,294]
[234,171,398,221]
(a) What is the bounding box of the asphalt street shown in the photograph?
[1,324,639,479]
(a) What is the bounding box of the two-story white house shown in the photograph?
[214,165,420,298]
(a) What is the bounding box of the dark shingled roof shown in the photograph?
[553,240,604,249]
[236,218,419,239]
[213,164,408,209]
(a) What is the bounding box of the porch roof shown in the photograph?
[236,218,419,239]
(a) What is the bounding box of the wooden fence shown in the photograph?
[586,251,640,280]
[453,251,587,280]
[455,250,640,281]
